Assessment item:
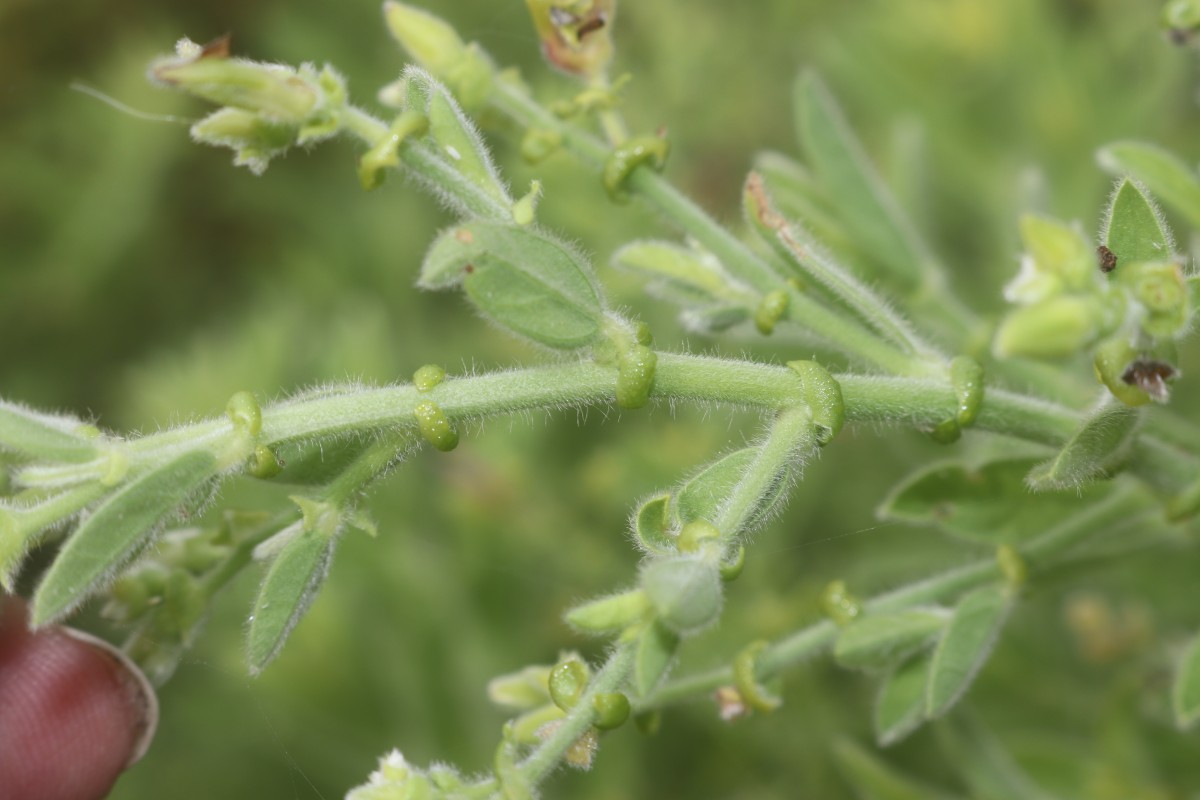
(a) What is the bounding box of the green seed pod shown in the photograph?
[603,136,670,203]
[786,360,845,445]
[226,390,263,438]
[950,355,985,427]
[548,657,590,711]
[412,363,446,393]
[592,692,631,730]
[819,579,861,627]
[733,640,782,713]
[753,289,790,335]
[413,400,459,452]
[616,344,657,409]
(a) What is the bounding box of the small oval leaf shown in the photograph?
[834,609,948,672]
[674,447,787,530]
[419,221,606,349]
[1100,178,1175,267]
[925,585,1013,718]
[246,525,337,674]
[1026,404,1139,491]
[32,451,218,625]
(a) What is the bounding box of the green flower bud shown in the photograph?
[487,664,552,710]
[640,554,723,635]
[383,3,494,109]
[1122,261,1190,338]
[151,37,318,122]
[993,295,1100,359]
[753,289,790,335]
[383,2,469,78]
[565,589,650,634]
[190,108,296,176]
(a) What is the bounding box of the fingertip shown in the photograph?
[0,595,159,800]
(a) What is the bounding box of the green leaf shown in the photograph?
[878,458,1092,545]
[633,492,674,555]
[1173,632,1200,729]
[794,72,927,288]
[1026,404,1139,491]
[32,451,218,624]
[926,586,1013,718]
[246,524,337,674]
[632,620,680,698]
[612,240,752,308]
[875,651,932,747]
[674,447,787,530]
[0,400,99,462]
[1098,142,1200,231]
[406,66,510,212]
[1100,178,1175,267]
[933,714,1059,800]
[834,609,948,672]
[271,436,376,485]
[832,738,962,800]
[419,221,605,349]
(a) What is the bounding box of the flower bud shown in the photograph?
[640,554,723,635]
[993,295,1100,359]
[151,38,318,122]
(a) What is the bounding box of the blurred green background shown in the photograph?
[5,0,1200,796]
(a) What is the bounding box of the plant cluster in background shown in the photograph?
[5,0,1200,797]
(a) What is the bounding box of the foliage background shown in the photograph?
[4,0,1200,796]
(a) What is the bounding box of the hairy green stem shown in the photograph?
[66,352,1190,495]
[714,406,817,536]
[640,483,1151,710]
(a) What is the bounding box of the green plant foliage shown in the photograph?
[5,1,1200,797]
[925,586,1013,718]
[878,458,1094,545]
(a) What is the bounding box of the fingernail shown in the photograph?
[60,627,160,766]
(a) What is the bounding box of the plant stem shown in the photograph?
[103,353,1195,492]
[517,643,636,785]
[714,406,817,536]
[640,483,1150,710]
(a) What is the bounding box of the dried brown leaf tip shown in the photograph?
[199,34,233,60]
[1097,245,1118,274]
[1121,359,1178,402]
